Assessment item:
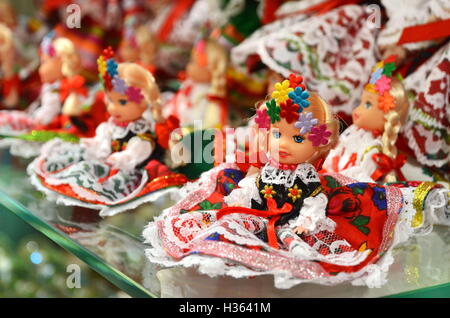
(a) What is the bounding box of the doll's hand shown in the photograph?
[106,152,134,170]
[294,226,309,235]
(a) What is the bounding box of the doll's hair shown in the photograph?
[117,62,162,121]
[0,1,15,27]
[381,78,409,181]
[53,37,81,78]
[135,25,156,66]
[0,22,12,55]
[204,39,228,99]
[305,92,339,165]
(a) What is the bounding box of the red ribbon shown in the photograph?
[207,94,228,127]
[217,198,293,249]
[398,19,450,45]
[157,0,196,43]
[2,74,20,97]
[261,0,282,24]
[371,153,407,181]
[155,115,180,149]
[60,75,88,102]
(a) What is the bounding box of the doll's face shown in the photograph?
[106,90,147,122]
[39,53,64,83]
[352,90,386,132]
[268,118,316,165]
[186,48,211,83]
[118,39,140,63]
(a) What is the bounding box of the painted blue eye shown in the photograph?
[365,101,372,109]
[293,135,304,143]
[272,130,281,139]
[119,99,128,105]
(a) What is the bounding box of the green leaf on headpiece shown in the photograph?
[266,99,280,123]
[382,62,396,77]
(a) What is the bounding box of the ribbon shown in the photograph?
[157,0,196,43]
[217,198,293,249]
[397,19,450,45]
[371,153,407,181]
[207,94,228,127]
[60,75,88,101]
[155,115,180,149]
[2,74,20,97]
[261,0,282,24]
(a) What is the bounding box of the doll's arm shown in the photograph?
[32,88,61,125]
[223,175,261,208]
[289,193,334,233]
[106,136,154,171]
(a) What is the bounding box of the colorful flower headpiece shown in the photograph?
[40,31,56,57]
[255,73,331,147]
[97,47,144,104]
[364,55,398,113]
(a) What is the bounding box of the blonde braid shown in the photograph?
[53,37,81,78]
[380,79,409,182]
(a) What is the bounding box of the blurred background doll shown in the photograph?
[28,49,186,217]
[163,39,228,129]
[0,22,19,109]
[145,74,449,289]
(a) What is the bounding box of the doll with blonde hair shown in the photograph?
[322,56,410,183]
[0,32,83,135]
[0,22,19,108]
[164,38,228,128]
[144,74,449,289]
[28,48,186,216]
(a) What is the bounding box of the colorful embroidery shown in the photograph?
[260,185,276,198]
[287,185,302,202]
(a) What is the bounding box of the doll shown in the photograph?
[0,23,19,109]
[144,74,449,289]
[118,23,156,74]
[0,32,81,136]
[163,39,228,129]
[27,49,186,216]
[322,56,410,183]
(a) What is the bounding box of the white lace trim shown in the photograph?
[108,117,154,140]
[260,162,320,188]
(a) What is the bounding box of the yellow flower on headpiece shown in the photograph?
[372,61,384,72]
[364,83,376,93]
[271,80,293,104]
[97,56,107,75]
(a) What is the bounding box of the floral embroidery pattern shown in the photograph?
[288,185,302,202]
[260,185,276,198]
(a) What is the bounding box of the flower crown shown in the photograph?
[40,31,56,57]
[364,55,398,113]
[97,47,144,104]
[255,74,331,147]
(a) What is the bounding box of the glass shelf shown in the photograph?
[1,149,450,298]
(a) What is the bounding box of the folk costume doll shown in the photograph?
[163,39,228,129]
[0,32,106,157]
[322,56,409,183]
[0,23,19,109]
[144,74,449,288]
[27,49,186,216]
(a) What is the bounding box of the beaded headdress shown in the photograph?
[255,74,331,147]
[364,55,398,113]
[97,47,144,104]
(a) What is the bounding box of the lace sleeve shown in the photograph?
[223,175,261,208]
[106,136,154,171]
[32,87,61,125]
[288,193,335,233]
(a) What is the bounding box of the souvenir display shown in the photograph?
[0,0,449,299]
[143,75,449,289]
[27,49,187,216]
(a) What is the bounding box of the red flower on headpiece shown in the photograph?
[102,46,114,60]
[280,99,300,123]
[288,74,306,90]
[384,55,397,64]
[103,73,113,91]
